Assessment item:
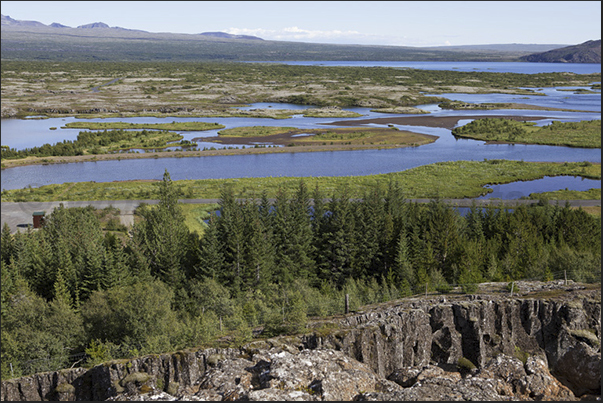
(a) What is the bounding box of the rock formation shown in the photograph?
[1,283,600,401]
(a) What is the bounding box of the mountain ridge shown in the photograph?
[519,39,601,63]
[1,14,596,63]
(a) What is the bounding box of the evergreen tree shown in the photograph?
[195,213,224,280]
[288,180,316,281]
[216,184,246,291]
[132,169,189,288]
[466,201,485,241]
[1,222,14,266]
[393,229,414,288]
[52,266,73,308]
[353,189,383,279]
[316,187,356,287]
[423,199,462,280]
[241,199,274,291]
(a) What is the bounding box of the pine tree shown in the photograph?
[52,266,73,308]
[466,201,485,241]
[195,214,224,280]
[217,184,246,289]
[316,187,356,287]
[271,187,295,284]
[393,230,414,288]
[1,222,14,266]
[241,200,274,291]
[132,169,189,288]
[289,180,315,281]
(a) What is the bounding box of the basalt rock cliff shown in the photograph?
[1,282,600,401]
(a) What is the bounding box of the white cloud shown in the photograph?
[226,26,420,46]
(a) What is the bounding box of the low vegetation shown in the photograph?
[2,61,599,119]
[2,160,599,202]
[452,118,601,148]
[213,125,435,147]
[217,126,298,137]
[62,121,225,131]
[438,100,586,112]
[1,129,190,159]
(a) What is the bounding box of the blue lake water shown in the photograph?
[245,61,602,74]
[1,61,600,196]
[477,176,601,199]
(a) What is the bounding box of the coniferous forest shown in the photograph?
[1,170,600,379]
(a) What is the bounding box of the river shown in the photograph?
[1,62,600,196]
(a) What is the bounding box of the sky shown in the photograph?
[1,1,601,47]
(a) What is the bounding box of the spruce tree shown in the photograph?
[132,169,189,288]
[1,222,14,266]
[195,214,224,280]
[216,184,246,290]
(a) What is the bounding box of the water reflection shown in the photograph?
[477,176,601,199]
[1,79,600,194]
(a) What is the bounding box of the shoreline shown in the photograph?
[325,114,551,129]
[0,140,436,169]
[0,114,587,169]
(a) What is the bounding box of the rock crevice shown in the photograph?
[1,290,600,401]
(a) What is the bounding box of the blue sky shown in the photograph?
[1,1,600,46]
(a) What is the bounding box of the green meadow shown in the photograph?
[2,160,599,202]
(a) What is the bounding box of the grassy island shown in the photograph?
[62,121,225,131]
[452,118,601,148]
[212,126,435,147]
[0,129,189,160]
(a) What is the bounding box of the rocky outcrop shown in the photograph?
[1,288,600,401]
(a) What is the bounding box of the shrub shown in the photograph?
[457,356,477,370]
[514,346,529,364]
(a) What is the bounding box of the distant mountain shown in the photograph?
[0,14,583,63]
[427,43,568,53]
[1,14,45,27]
[49,22,70,28]
[77,22,110,29]
[198,31,263,41]
[519,40,601,63]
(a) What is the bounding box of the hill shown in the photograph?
[1,14,556,62]
[198,31,263,40]
[520,39,601,63]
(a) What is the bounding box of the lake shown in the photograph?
[1,61,600,197]
[245,61,602,74]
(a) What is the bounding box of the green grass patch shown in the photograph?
[529,188,601,200]
[452,118,601,148]
[218,126,298,137]
[2,160,600,203]
[63,121,225,131]
[180,203,219,235]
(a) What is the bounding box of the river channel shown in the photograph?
[1,62,600,197]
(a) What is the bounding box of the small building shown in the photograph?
[33,211,46,229]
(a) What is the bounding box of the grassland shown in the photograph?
[217,126,298,137]
[528,188,601,200]
[212,126,436,147]
[2,61,599,120]
[2,160,599,203]
[438,100,590,113]
[0,129,189,161]
[62,121,225,131]
[452,118,601,148]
